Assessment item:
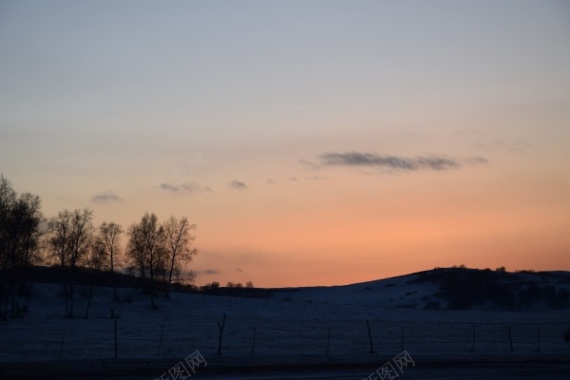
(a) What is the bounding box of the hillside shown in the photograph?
[270,268,570,311]
[14,266,570,311]
[1,267,570,378]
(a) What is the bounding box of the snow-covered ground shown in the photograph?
[0,276,569,378]
[269,272,442,309]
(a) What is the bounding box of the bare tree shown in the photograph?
[98,222,123,300]
[48,210,71,268]
[127,213,165,308]
[84,236,107,319]
[0,176,43,319]
[127,223,146,280]
[163,216,197,295]
[9,193,43,300]
[0,177,17,320]
[48,209,94,318]
[88,236,108,271]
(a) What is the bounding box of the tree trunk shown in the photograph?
[217,314,226,355]
[0,278,7,320]
[166,258,175,297]
[84,285,94,319]
[149,266,156,309]
[111,264,118,301]
[68,268,75,318]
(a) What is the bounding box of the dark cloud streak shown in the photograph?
[194,269,219,275]
[230,180,247,189]
[158,182,211,194]
[319,151,487,171]
[91,191,122,204]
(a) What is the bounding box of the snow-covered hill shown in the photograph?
[270,268,570,311]
[1,269,569,364]
[1,268,569,380]
[269,272,441,309]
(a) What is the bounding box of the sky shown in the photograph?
[1,0,569,287]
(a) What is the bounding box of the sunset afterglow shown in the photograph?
[1,1,569,287]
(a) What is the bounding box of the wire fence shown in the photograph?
[1,317,569,361]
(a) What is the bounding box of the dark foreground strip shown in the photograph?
[1,355,569,379]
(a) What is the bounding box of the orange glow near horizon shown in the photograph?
[184,172,570,288]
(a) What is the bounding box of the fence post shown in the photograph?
[472,325,476,352]
[217,314,226,355]
[326,327,331,355]
[114,319,118,359]
[508,326,513,352]
[250,327,256,355]
[157,326,164,357]
[366,320,374,354]
[59,332,65,361]
[537,327,540,353]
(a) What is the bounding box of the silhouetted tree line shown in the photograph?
[0,175,42,319]
[125,212,197,308]
[0,175,198,319]
[412,267,570,310]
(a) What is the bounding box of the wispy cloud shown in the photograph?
[158,182,211,194]
[473,138,531,152]
[464,157,489,165]
[91,190,122,204]
[318,151,487,171]
[194,269,219,275]
[230,180,247,189]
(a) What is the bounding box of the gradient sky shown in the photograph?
[1,1,569,287]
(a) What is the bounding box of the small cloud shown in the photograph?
[414,156,460,171]
[195,269,219,275]
[266,178,276,185]
[91,191,122,204]
[474,138,532,152]
[289,176,300,182]
[230,180,247,189]
[158,182,210,194]
[159,183,182,193]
